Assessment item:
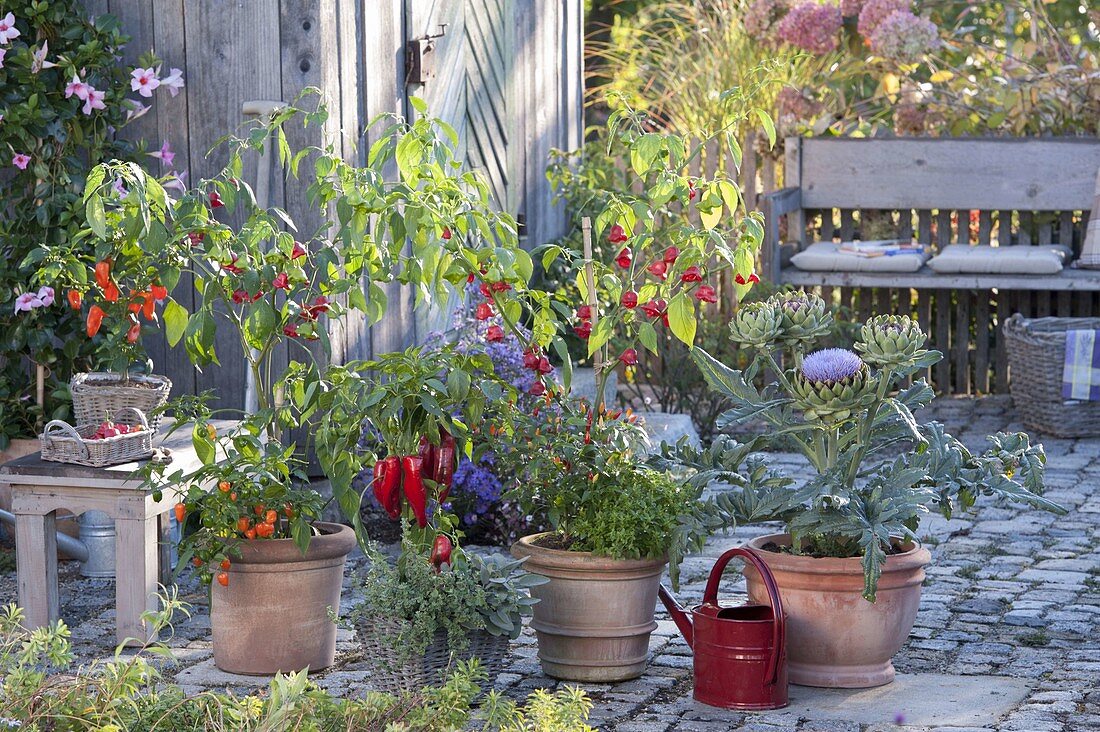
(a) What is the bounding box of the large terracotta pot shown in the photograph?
[743,533,930,689]
[211,522,356,675]
[511,533,666,682]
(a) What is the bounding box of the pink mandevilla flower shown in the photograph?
[14,292,42,313]
[0,49,7,69]
[0,13,19,43]
[37,286,55,307]
[148,139,175,168]
[65,74,90,100]
[12,153,30,170]
[82,88,106,116]
[30,41,55,73]
[160,67,185,97]
[777,2,843,55]
[130,67,161,98]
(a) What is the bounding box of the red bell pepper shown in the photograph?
[434,431,456,503]
[372,456,401,520]
[401,455,428,527]
[430,534,453,571]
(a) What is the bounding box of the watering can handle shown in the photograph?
[702,546,786,686]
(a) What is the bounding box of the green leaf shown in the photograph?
[191,423,216,466]
[756,109,777,148]
[637,321,659,354]
[587,317,614,356]
[85,194,106,239]
[163,300,188,347]
[667,293,696,346]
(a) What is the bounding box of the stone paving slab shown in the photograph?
[1,395,1098,730]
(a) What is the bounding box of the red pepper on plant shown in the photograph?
[67,290,81,310]
[434,431,457,503]
[103,280,120,302]
[373,456,402,519]
[208,190,224,208]
[441,227,452,240]
[486,325,504,342]
[681,265,702,283]
[530,380,546,396]
[615,247,632,269]
[576,305,592,320]
[475,302,493,321]
[401,455,428,527]
[646,260,668,280]
[94,260,111,289]
[608,224,629,244]
[695,284,718,303]
[430,534,453,571]
[573,320,592,339]
[291,241,307,259]
[734,272,760,285]
[126,322,141,344]
[663,246,680,264]
[619,348,639,366]
[620,291,638,308]
[151,283,168,302]
[86,305,105,337]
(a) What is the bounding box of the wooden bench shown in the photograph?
[763,137,1100,287]
[761,137,1100,393]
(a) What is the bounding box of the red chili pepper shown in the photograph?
[430,534,453,571]
[94,260,111,289]
[401,455,428,527]
[103,280,120,302]
[373,456,401,520]
[434,431,456,504]
[86,305,105,337]
[126,322,141,344]
[151,283,168,301]
[141,292,155,320]
[67,290,81,310]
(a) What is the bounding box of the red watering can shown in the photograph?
[658,546,788,710]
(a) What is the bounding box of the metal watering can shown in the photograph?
[658,546,788,710]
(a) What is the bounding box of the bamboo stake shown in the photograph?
[581,217,607,409]
[36,363,45,410]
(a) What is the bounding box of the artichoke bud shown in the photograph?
[729,301,782,347]
[771,291,833,343]
[791,348,876,423]
[856,314,928,367]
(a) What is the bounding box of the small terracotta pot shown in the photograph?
[743,533,930,689]
[211,522,356,675]
[512,533,666,682]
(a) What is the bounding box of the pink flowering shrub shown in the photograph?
[743,0,787,36]
[0,1,183,445]
[857,0,909,36]
[839,0,864,17]
[776,2,843,55]
[870,10,940,62]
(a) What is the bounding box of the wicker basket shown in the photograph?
[71,372,171,431]
[1003,314,1100,437]
[40,407,154,467]
[355,616,510,696]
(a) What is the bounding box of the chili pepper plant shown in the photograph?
[653,296,1066,599]
[77,97,539,582]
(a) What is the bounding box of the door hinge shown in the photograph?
[406,24,448,85]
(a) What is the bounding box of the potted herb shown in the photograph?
[500,396,694,681]
[659,294,1065,688]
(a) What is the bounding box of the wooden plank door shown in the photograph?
[466,0,514,212]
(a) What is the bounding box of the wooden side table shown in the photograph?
[0,426,206,646]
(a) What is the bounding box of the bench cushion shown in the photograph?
[790,241,931,273]
[927,244,1072,275]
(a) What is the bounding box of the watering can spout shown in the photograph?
[658,585,693,648]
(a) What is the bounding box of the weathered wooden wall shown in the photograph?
[83,0,583,407]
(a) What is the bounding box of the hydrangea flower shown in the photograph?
[801,348,864,383]
[744,0,786,37]
[857,0,908,36]
[0,12,20,43]
[777,2,843,55]
[840,0,863,16]
[870,10,940,63]
[777,86,822,122]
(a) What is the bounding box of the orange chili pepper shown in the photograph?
[86,305,105,337]
[126,322,141,344]
[67,290,81,310]
[141,292,155,320]
[103,280,119,302]
[237,517,251,533]
[150,283,168,301]
[173,503,186,522]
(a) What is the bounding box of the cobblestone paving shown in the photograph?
[1,396,1097,731]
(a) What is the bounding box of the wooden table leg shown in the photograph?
[15,509,59,629]
[115,515,160,646]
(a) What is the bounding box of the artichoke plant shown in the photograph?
[656,299,1065,600]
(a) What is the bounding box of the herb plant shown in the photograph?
[656,293,1065,599]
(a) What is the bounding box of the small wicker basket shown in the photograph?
[40,407,154,468]
[355,616,509,696]
[1003,314,1100,437]
[71,372,171,431]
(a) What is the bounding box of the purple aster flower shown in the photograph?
[801,348,864,383]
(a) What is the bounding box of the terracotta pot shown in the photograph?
[211,522,356,675]
[511,533,666,682]
[743,534,930,689]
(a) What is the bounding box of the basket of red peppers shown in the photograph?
[372,430,457,526]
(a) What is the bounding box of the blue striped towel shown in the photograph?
[1062,330,1100,401]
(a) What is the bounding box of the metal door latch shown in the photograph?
[407,24,448,85]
